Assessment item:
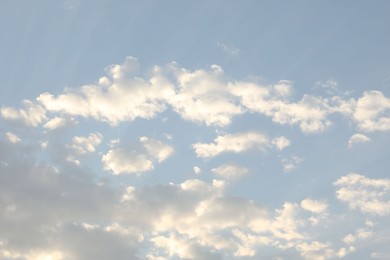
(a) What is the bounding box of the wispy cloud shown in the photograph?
[217,42,242,56]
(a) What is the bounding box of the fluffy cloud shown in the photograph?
[166,64,243,126]
[192,131,269,158]
[69,132,103,154]
[38,57,174,126]
[348,133,370,148]
[43,116,77,130]
[6,58,387,135]
[231,81,334,133]
[1,56,390,259]
[281,156,304,173]
[193,166,202,175]
[300,199,328,214]
[102,137,174,175]
[353,91,390,132]
[0,143,370,260]
[211,163,249,181]
[272,136,291,151]
[0,100,46,127]
[334,173,390,215]
[5,132,21,144]
[139,136,174,163]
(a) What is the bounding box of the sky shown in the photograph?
[0,0,390,259]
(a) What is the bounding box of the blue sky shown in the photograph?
[1,1,390,259]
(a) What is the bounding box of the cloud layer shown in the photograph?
[1,57,390,259]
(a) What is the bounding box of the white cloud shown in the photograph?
[281,156,303,173]
[102,148,154,175]
[0,100,46,127]
[0,149,370,260]
[166,64,243,126]
[20,57,389,135]
[38,57,174,126]
[231,81,334,133]
[44,116,67,130]
[211,163,249,180]
[140,136,174,162]
[343,228,374,245]
[5,132,21,144]
[348,133,370,148]
[192,131,269,158]
[353,91,390,132]
[1,56,390,259]
[43,116,77,130]
[102,137,174,175]
[300,199,328,214]
[193,166,202,174]
[69,132,102,154]
[334,173,390,215]
[272,136,291,151]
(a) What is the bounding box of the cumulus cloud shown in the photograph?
[231,80,335,133]
[68,132,103,154]
[1,56,390,259]
[38,57,174,126]
[353,91,390,132]
[6,57,386,135]
[166,63,243,126]
[300,198,328,214]
[43,116,77,130]
[281,156,303,173]
[0,100,46,126]
[334,173,390,215]
[0,143,370,260]
[102,137,174,175]
[272,136,291,151]
[5,132,21,144]
[192,131,269,158]
[211,163,250,180]
[139,136,174,163]
[348,133,370,148]
[343,228,374,244]
[193,166,202,174]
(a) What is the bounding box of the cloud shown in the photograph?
[193,166,202,174]
[211,163,249,180]
[334,173,390,215]
[68,132,103,154]
[217,42,242,56]
[281,156,303,173]
[1,56,390,259]
[44,116,77,130]
[139,136,174,163]
[272,136,291,151]
[5,132,21,144]
[353,91,390,132]
[192,131,269,158]
[166,63,243,126]
[300,199,328,214]
[231,81,335,133]
[348,133,370,148]
[38,57,174,126]
[343,228,374,244]
[0,100,46,127]
[0,147,364,260]
[8,57,386,135]
[102,137,174,175]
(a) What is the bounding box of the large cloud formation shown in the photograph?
[2,57,388,133]
[1,57,390,259]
